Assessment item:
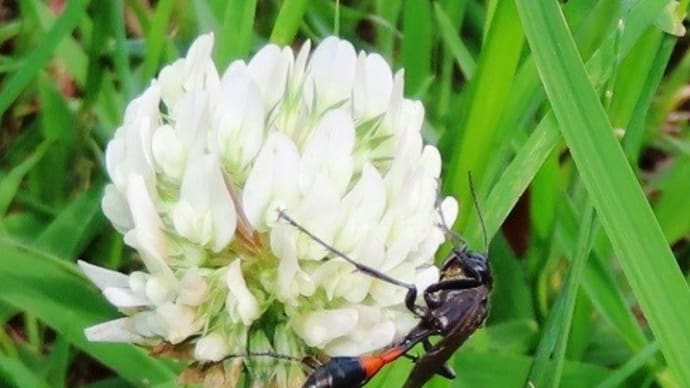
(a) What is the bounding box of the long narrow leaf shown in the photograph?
[0,0,88,118]
[515,0,690,384]
[0,239,177,384]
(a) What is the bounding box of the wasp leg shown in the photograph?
[420,339,456,380]
[405,288,430,318]
[422,278,481,311]
[424,278,481,294]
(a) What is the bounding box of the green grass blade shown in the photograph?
[142,0,175,81]
[108,0,133,98]
[401,0,432,95]
[446,0,524,237]
[0,0,88,119]
[0,355,51,388]
[621,34,675,163]
[548,205,596,388]
[515,0,690,384]
[433,3,475,79]
[0,140,51,219]
[35,185,105,260]
[557,199,649,351]
[270,0,309,45]
[654,159,690,242]
[596,342,660,388]
[0,239,177,384]
[217,0,257,67]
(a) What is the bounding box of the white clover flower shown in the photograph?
[82,33,458,385]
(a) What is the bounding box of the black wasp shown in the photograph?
[277,193,493,388]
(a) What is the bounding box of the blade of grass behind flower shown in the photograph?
[433,3,475,80]
[82,4,112,107]
[557,198,648,351]
[453,350,610,388]
[32,77,75,207]
[270,0,309,45]
[0,239,178,385]
[45,336,69,388]
[543,204,595,387]
[515,0,690,384]
[0,355,51,388]
[0,0,88,119]
[141,0,175,81]
[35,185,105,260]
[463,2,674,356]
[445,0,524,234]
[22,0,88,87]
[596,342,660,388]
[401,0,432,96]
[621,33,675,163]
[0,140,51,220]
[654,159,690,242]
[106,0,133,99]
[464,0,671,246]
[217,0,257,67]
[373,0,402,59]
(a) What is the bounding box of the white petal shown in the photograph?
[420,145,442,179]
[170,90,211,152]
[178,269,209,306]
[194,331,231,362]
[123,84,162,130]
[271,225,301,301]
[78,260,129,290]
[353,52,393,120]
[439,196,459,230]
[173,155,237,252]
[293,308,358,348]
[183,34,217,91]
[145,275,176,305]
[305,259,347,300]
[84,318,146,343]
[333,231,384,303]
[336,164,386,252]
[324,306,395,355]
[151,124,185,181]
[286,40,311,98]
[226,260,260,325]
[299,109,355,196]
[156,303,201,344]
[128,271,149,296]
[247,44,292,111]
[125,174,172,278]
[414,265,440,297]
[215,73,265,174]
[307,37,356,111]
[242,132,300,231]
[291,176,341,261]
[369,264,413,307]
[158,34,219,108]
[132,311,163,337]
[101,184,132,233]
[103,287,149,307]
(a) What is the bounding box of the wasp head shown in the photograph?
[441,248,492,289]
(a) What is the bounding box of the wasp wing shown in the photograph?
[402,286,489,388]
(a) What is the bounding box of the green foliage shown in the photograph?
[1,0,689,386]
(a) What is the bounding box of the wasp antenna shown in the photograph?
[276,209,415,292]
[467,172,488,254]
[222,351,309,367]
[434,178,467,250]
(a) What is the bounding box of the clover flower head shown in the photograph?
[82,33,458,386]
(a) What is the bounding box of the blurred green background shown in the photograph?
[2,0,690,387]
